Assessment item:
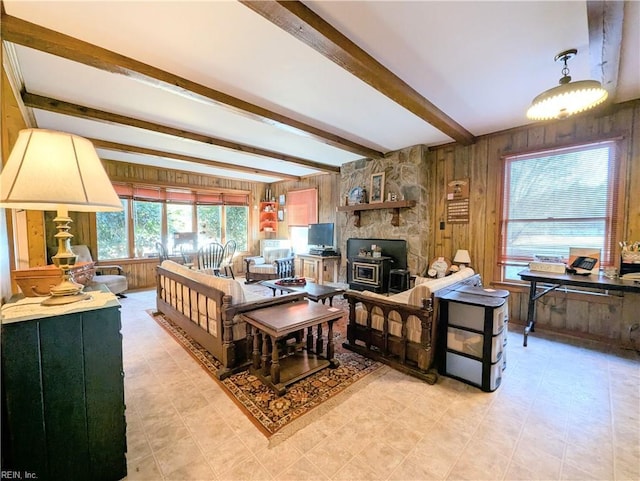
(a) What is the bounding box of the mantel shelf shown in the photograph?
[336,200,416,227]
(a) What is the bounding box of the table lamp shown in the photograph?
[0,129,123,305]
[453,249,471,268]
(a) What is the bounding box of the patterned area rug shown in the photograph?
[151,285,383,440]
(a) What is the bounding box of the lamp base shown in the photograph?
[41,292,91,306]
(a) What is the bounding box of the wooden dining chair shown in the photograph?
[220,240,237,278]
[197,242,224,273]
[156,242,170,263]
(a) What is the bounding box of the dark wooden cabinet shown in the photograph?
[1,290,127,481]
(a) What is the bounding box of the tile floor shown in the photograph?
[121,289,639,481]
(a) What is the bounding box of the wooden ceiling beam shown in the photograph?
[1,12,382,159]
[88,138,301,181]
[587,1,624,99]
[241,0,475,146]
[23,92,340,174]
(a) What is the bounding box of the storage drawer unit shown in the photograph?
[454,286,510,371]
[438,291,509,392]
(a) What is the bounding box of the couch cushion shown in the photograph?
[161,260,246,304]
[405,268,476,303]
[262,248,291,264]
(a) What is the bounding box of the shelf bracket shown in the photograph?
[391,208,401,226]
[353,211,361,227]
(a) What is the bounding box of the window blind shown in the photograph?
[112,184,248,205]
[500,140,620,266]
[287,188,318,227]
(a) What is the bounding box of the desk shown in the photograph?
[296,254,341,285]
[239,300,342,395]
[518,269,640,346]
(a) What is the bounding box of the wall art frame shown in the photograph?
[370,172,385,204]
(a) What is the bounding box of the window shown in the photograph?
[96,185,249,259]
[96,198,128,259]
[225,206,248,252]
[167,203,194,252]
[500,140,620,281]
[197,205,221,245]
[133,200,162,257]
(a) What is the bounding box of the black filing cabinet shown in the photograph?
[438,291,508,392]
[1,290,127,481]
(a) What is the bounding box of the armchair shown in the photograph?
[71,245,128,297]
[244,242,294,283]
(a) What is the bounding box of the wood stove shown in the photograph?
[348,256,392,293]
[346,238,407,293]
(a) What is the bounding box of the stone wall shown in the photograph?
[339,145,431,278]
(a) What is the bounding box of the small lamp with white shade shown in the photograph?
[453,249,471,268]
[0,129,123,305]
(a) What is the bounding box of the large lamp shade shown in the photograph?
[0,129,122,304]
[1,129,122,212]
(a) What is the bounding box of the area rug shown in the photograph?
[150,292,384,441]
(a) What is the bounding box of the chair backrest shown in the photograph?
[198,242,224,270]
[221,240,237,266]
[156,242,170,262]
[71,245,94,263]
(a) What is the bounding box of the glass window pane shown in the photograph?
[133,200,162,257]
[501,141,617,281]
[290,226,309,254]
[224,206,248,251]
[96,198,128,259]
[167,203,194,252]
[197,205,221,247]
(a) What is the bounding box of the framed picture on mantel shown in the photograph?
[370,172,385,203]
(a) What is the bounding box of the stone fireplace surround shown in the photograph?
[338,145,430,281]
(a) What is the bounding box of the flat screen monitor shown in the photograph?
[308,223,334,248]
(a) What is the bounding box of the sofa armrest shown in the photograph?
[223,292,305,317]
[345,290,433,312]
[245,256,266,266]
[95,264,125,276]
[274,255,295,278]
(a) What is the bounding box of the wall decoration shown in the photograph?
[370,172,385,204]
[429,256,451,278]
[446,178,470,223]
[348,186,366,204]
[279,194,285,205]
[277,210,284,222]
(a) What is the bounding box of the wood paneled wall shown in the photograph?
[429,101,639,287]
[271,172,341,236]
[424,100,640,344]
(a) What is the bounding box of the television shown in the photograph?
[308,223,334,248]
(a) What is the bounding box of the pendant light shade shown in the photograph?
[527,49,608,121]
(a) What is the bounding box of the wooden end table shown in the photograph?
[239,300,342,395]
[261,279,345,306]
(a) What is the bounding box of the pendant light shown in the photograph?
[527,49,608,121]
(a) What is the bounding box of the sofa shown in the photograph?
[343,268,481,384]
[156,260,304,378]
[244,242,295,283]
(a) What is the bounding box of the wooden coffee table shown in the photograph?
[261,279,345,306]
[239,300,342,395]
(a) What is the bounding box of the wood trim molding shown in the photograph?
[22,92,340,174]
[241,0,475,146]
[587,1,624,99]
[89,138,300,181]
[1,12,381,159]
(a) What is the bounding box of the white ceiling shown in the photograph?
[3,1,639,184]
